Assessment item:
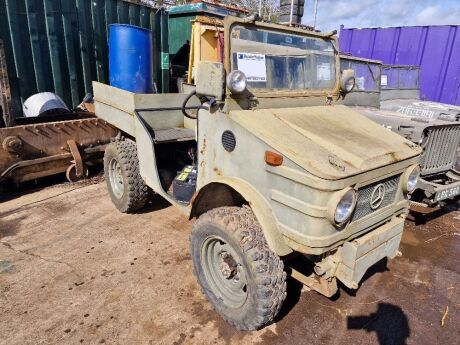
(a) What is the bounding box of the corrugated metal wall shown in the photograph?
[339,25,460,106]
[0,0,167,117]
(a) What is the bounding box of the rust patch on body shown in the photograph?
[213,167,222,176]
[200,138,207,155]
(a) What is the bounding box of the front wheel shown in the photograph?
[103,140,148,213]
[190,206,287,331]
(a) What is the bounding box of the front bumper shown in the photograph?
[416,175,460,204]
[331,215,404,289]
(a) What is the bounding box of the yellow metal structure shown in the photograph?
[187,16,224,84]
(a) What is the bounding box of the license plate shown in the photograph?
[434,186,460,202]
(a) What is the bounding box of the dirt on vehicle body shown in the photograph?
[94,16,421,330]
[341,55,460,207]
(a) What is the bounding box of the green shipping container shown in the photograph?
[168,2,247,56]
[0,0,169,120]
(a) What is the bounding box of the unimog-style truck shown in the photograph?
[341,55,460,207]
[94,16,422,330]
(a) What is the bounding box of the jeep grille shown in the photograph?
[420,125,460,176]
[351,175,401,222]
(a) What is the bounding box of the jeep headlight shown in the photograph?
[328,188,357,226]
[343,76,356,93]
[403,165,420,193]
[340,69,356,94]
[226,70,247,94]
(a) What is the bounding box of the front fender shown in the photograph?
[191,176,293,256]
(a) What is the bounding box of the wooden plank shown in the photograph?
[25,0,53,93]
[128,3,140,26]
[0,40,13,126]
[117,0,129,23]
[91,0,108,82]
[0,1,21,116]
[43,0,71,106]
[105,0,117,25]
[5,0,36,105]
[76,0,95,95]
[61,0,82,107]
[139,5,149,29]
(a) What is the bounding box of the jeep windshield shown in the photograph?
[230,25,336,91]
[340,58,380,92]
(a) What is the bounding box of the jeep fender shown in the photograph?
[190,177,293,256]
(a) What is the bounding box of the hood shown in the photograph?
[229,105,421,180]
[355,105,460,144]
[380,99,460,122]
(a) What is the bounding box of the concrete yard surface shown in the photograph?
[0,181,459,345]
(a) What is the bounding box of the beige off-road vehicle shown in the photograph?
[94,16,421,330]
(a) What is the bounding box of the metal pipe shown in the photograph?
[289,0,295,26]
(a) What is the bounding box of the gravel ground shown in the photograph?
[1,181,459,345]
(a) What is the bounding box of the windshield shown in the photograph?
[340,59,380,92]
[381,66,420,90]
[230,25,336,91]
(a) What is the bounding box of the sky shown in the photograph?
[301,0,460,32]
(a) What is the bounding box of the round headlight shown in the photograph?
[226,70,247,94]
[335,189,357,224]
[343,76,356,93]
[403,165,420,193]
[328,188,357,226]
[340,69,356,94]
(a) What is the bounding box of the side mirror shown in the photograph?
[195,62,225,101]
[340,69,356,95]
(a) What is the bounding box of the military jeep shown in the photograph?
[341,55,460,207]
[379,64,460,121]
[94,17,421,330]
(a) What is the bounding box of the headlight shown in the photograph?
[328,188,357,226]
[340,69,356,94]
[403,165,420,193]
[343,76,356,93]
[226,70,247,94]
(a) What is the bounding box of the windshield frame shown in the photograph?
[224,16,341,98]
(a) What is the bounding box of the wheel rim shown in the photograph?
[108,157,124,199]
[201,235,248,308]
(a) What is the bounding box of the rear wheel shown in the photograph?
[190,206,287,330]
[103,140,148,213]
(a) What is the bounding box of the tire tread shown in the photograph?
[104,140,148,213]
[191,206,287,331]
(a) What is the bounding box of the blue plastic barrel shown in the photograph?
[109,24,153,93]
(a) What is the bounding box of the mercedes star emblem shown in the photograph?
[370,184,386,210]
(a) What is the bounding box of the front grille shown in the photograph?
[351,175,401,222]
[420,125,460,175]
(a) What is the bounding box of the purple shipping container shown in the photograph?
[339,25,460,106]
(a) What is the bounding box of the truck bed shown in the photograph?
[93,82,198,141]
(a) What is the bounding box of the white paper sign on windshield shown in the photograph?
[317,63,331,81]
[356,77,365,90]
[381,74,388,86]
[237,53,267,82]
